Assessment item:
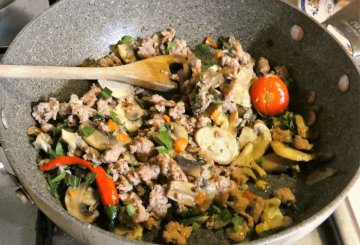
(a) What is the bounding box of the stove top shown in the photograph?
[0,0,359,245]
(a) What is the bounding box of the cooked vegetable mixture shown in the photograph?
[28,29,328,244]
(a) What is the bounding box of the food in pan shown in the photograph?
[28,29,331,244]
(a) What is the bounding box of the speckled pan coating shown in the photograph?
[0,0,359,244]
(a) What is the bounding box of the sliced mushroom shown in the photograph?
[80,122,110,150]
[61,129,78,152]
[117,44,136,64]
[169,122,188,141]
[209,105,229,129]
[271,141,315,162]
[195,126,238,165]
[115,225,143,240]
[167,181,198,207]
[305,168,337,186]
[174,155,202,177]
[231,143,253,167]
[227,110,239,136]
[33,132,53,152]
[238,127,257,150]
[260,153,291,173]
[295,114,309,138]
[114,104,142,132]
[64,184,99,224]
[98,79,133,99]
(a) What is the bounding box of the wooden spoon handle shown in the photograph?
[0,65,118,80]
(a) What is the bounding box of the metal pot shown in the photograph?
[0,0,359,244]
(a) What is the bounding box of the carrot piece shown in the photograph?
[213,49,223,59]
[116,133,131,144]
[204,36,218,48]
[195,191,207,205]
[173,138,188,153]
[210,109,220,122]
[107,119,117,132]
[244,190,256,200]
[163,115,171,123]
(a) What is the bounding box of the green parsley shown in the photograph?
[192,222,200,233]
[55,142,64,157]
[156,124,173,150]
[100,87,113,100]
[110,111,124,125]
[65,174,80,188]
[119,35,134,45]
[156,146,169,154]
[80,125,96,138]
[84,172,96,185]
[92,112,107,122]
[49,172,66,184]
[166,40,177,52]
[104,205,120,220]
[192,44,216,71]
[126,203,136,217]
[220,209,232,221]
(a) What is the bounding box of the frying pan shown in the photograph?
[0,0,359,244]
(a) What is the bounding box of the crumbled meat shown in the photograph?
[147,184,171,218]
[177,115,197,135]
[275,66,289,80]
[138,164,160,184]
[127,193,150,223]
[83,147,101,164]
[294,135,313,150]
[137,37,156,59]
[163,221,192,245]
[102,143,126,163]
[157,154,188,182]
[161,28,176,43]
[220,56,239,68]
[196,116,211,128]
[114,159,130,175]
[59,102,71,116]
[148,114,166,129]
[273,187,296,204]
[71,104,96,123]
[117,175,133,193]
[154,104,166,113]
[40,123,54,133]
[227,36,251,64]
[256,57,270,74]
[170,39,188,56]
[96,99,112,116]
[271,128,293,143]
[149,94,166,103]
[32,98,60,124]
[187,51,202,77]
[125,170,141,186]
[215,176,234,195]
[66,133,89,156]
[249,196,265,223]
[98,52,122,67]
[67,115,78,127]
[80,83,101,107]
[129,137,154,156]
[169,102,185,120]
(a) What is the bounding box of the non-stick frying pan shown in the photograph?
[0,0,359,244]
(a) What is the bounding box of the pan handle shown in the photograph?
[0,162,33,204]
[322,1,360,57]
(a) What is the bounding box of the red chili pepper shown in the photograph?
[40,156,119,206]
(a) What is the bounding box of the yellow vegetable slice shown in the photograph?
[271,141,314,162]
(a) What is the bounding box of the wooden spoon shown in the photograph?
[0,55,185,92]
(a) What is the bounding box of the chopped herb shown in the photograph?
[232,216,244,226]
[192,44,216,71]
[55,142,64,157]
[220,209,232,221]
[49,172,66,184]
[182,214,209,225]
[193,94,201,103]
[206,122,212,126]
[156,124,173,150]
[156,146,169,154]
[119,35,134,45]
[104,204,120,220]
[126,203,136,217]
[201,60,217,71]
[166,40,177,52]
[45,174,61,199]
[84,172,96,185]
[65,174,80,187]
[47,149,56,159]
[92,162,100,168]
[110,111,124,125]
[211,204,221,214]
[192,222,200,232]
[52,122,69,136]
[100,87,113,100]
[134,97,146,109]
[92,112,107,122]
[80,125,96,138]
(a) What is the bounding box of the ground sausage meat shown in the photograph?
[271,128,293,143]
[129,137,155,155]
[157,154,188,182]
[102,143,126,163]
[137,37,156,59]
[138,164,160,184]
[294,135,313,150]
[147,184,171,218]
[169,102,185,120]
[80,83,101,107]
[32,98,60,124]
[163,221,192,245]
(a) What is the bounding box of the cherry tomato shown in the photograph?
[250,76,289,116]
